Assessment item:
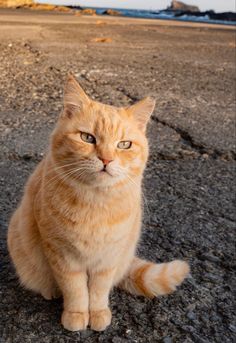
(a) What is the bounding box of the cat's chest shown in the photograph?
[46,189,140,258]
[63,212,137,268]
[60,194,136,231]
[71,204,136,244]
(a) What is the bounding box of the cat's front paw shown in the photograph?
[90,308,112,331]
[61,310,89,331]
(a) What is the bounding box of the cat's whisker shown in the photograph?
[52,167,89,196]
[43,165,89,189]
[34,160,88,183]
[50,160,91,174]
[49,167,90,198]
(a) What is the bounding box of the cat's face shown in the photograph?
[51,75,155,188]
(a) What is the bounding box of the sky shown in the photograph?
[38,1,236,12]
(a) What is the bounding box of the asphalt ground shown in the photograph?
[0,9,235,343]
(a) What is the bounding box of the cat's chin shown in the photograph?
[94,171,122,187]
[69,171,122,188]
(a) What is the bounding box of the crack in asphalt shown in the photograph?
[117,87,139,102]
[151,116,236,161]
[116,88,235,162]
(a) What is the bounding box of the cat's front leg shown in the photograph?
[89,267,116,331]
[53,269,89,331]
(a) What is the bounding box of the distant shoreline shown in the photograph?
[72,6,236,26]
[0,7,235,31]
[0,2,235,26]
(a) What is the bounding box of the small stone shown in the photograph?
[182,325,195,333]
[229,324,236,333]
[187,275,198,288]
[201,253,221,263]
[4,128,11,134]
[204,273,219,282]
[163,337,173,343]
[112,337,129,343]
[191,333,210,343]
[80,329,93,339]
[182,339,194,343]
[186,310,196,320]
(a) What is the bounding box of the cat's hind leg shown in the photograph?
[7,210,60,300]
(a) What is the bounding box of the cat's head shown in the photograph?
[51,74,155,188]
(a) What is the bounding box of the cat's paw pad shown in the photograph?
[61,311,89,331]
[90,308,112,331]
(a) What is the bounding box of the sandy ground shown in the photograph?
[0,8,235,343]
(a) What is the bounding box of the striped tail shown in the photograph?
[119,257,190,298]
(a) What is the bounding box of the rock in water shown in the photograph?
[103,9,121,16]
[80,8,97,15]
[168,0,199,12]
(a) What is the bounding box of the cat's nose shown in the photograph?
[98,157,113,166]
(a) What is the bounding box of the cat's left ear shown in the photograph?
[63,73,90,118]
[127,97,156,132]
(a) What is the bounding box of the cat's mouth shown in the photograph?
[99,167,112,176]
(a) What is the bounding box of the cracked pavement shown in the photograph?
[0,9,235,343]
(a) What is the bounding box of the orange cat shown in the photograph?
[7,75,189,332]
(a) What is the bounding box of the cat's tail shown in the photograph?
[118,257,190,298]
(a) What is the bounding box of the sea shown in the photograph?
[77,7,236,26]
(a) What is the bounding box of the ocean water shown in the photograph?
[78,7,236,26]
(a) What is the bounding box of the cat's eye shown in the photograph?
[80,132,96,144]
[117,141,132,149]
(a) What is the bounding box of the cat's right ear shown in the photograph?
[62,74,90,118]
